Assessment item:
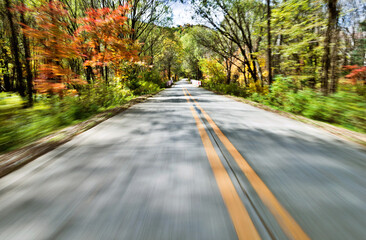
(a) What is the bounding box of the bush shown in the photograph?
[204,75,366,133]
[133,81,161,95]
[199,58,226,83]
[204,81,248,97]
[0,76,162,152]
[283,89,314,114]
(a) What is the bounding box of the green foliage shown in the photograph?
[204,75,366,132]
[266,78,366,132]
[263,76,297,107]
[0,81,161,153]
[140,68,165,87]
[156,32,184,80]
[199,58,226,83]
[248,81,269,95]
[205,81,248,97]
[180,26,206,79]
[272,0,325,77]
[133,81,161,95]
[282,90,313,114]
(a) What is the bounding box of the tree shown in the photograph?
[192,0,266,83]
[344,65,366,85]
[321,0,340,95]
[75,5,141,84]
[4,0,25,97]
[271,0,325,88]
[180,27,204,80]
[127,0,171,42]
[266,0,272,85]
[18,1,33,106]
[22,1,85,96]
[157,32,183,80]
[339,0,366,67]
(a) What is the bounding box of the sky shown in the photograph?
[170,2,198,26]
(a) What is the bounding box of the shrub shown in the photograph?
[283,89,314,114]
[133,81,161,95]
[199,58,226,83]
[0,76,162,152]
[204,81,248,97]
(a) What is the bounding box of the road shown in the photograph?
[0,79,365,240]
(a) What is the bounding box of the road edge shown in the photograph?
[0,90,162,178]
[203,87,366,148]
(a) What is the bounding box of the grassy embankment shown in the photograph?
[203,76,366,134]
[0,81,162,153]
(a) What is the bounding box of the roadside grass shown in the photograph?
[0,81,162,153]
[202,78,366,134]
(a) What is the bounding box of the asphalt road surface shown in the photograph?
[0,79,365,240]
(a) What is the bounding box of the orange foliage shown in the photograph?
[343,65,366,85]
[20,1,141,95]
[20,1,86,96]
[74,5,140,78]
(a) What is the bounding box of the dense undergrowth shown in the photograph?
[203,76,366,133]
[0,80,162,153]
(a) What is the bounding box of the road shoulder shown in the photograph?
[0,93,160,178]
[203,87,366,148]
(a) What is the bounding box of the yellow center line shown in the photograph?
[183,88,261,240]
[183,87,310,240]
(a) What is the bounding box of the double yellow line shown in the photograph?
[182,87,310,240]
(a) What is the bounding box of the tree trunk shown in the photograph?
[330,28,339,94]
[4,69,11,91]
[254,59,263,85]
[226,59,231,84]
[273,34,282,75]
[105,66,108,85]
[321,0,338,95]
[5,0,25,97]
[242,66,248,87]
[86,66,92,84]
[20,5,33,106]
[168,65,171,80]
[267,0,273,85]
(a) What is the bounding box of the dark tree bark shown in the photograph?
[267,0,273,85]
[4,70,11,91]
[321,0,339,95]
[168,64,171,81]
[330,29,339,94]
[329,17,340,94]
[5,0,25,97]
[225,59,232,84]
[0,46,12,91]
[86,66,93,84]
[19,4,33,106]
[105,66,109,85]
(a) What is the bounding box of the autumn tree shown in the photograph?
[18,0,33,106]
[21,1,85,96]
[4,0,25,97]
[75,5,140,84]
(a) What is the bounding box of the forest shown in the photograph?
[0,0,365,152]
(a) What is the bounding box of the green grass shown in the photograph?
[203,79,366,134]
[0,81,162,153]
